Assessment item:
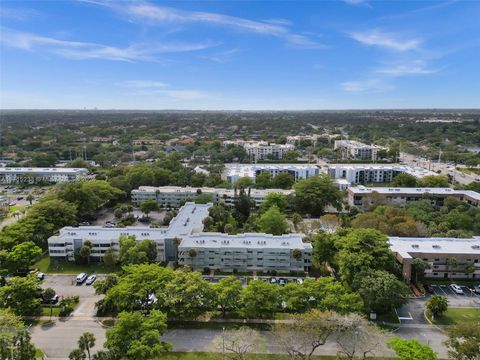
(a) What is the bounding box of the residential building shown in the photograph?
[0,167,89,184]
[48,202,210,263]
[323,164,436,185]
[286,135,321,146]
[223,140,294,161]
[348,186,480,210]
[178,233,312,273]
[389,236,480,282]
[132,139,163,145]
[334,140,383,161]
[222,163,320,184]
[131,186,293,208]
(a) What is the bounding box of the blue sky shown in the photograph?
[1,0,479,110]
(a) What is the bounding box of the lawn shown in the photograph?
[41,306,62,317]
[34,255,119,274]
[432,307,480,325]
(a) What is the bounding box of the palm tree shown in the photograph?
[412,258,430,284]
[78,332,96,360]
[446,257,458,279]
[26,193,34,205]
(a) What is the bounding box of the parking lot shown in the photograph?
[41,274,105,317]
[431,284,480,307]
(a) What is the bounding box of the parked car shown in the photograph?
[41,293,59,305]
[8,202,16,206]
[104,223,115,228]
[450,284,464,295]
[37,272,45,281]
[79,221,90,226]
[278,278,287,286]
[473,284,480,294]
[296,278,304,284]
[269,277,277,284]
[76,273,88,285]
[16,196,24,201]
[424,284,434,294]
[85,275,97,285]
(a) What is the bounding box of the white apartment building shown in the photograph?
[179,233,312,273]
[323,164,436,185]
[222,163,320,184]
[348,186,480,210]
[0,167,89,184]
[334,140,383,161]
[48,203,210,263]
[389,236,480,282]
[131,186,293,208]
[223,140,294,161]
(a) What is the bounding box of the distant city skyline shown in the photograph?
[1,0,480,110]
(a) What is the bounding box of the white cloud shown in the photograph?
[0,7,41,21]
[0,27,218,61]
[118,80,168,88]
[341,78,392,92]
[349,30,421,51]
[377,61,438,76]
[200,48,240,63]
[85,1,323,49]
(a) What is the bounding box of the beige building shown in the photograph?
[389,236,480,282]
[347,186,480,210]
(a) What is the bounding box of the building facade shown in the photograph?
[222,163,320,184]
[0,167,89,184]
[348,186,480,210]
[334,140,383,161]
[389,236,480,282]
[323,164,436,185]
[223,140,294,161]
[178,233,312,273]
[131,186,293,208]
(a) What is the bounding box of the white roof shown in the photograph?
[223,163,319,178]
[323,164,436,178]
[0,167,88,174]
[348,187,480,200]
[132,186,293,197]
[389,236,480,259]
[165,202,211,237]
[180,232,310,250]
[335,140,381,149]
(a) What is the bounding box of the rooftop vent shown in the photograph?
[432,245,441,249]
[472,245,480,249]
[411,244,419,248]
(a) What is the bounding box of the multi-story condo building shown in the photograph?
[132,139,163,145]
[323,164,436,185]
[0,167,89,184]
[222,163,320,184]
[334,140,383,161]
[286,135,321,146]
[48,203,210,263]
[389,236,480,282]
[348,186,480,210]
[223,140,294,161]
[131,186,293,208]
[178,233,312,273]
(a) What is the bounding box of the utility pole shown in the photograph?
[222,327,225,360]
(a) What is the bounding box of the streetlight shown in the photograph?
[222,326,225,360]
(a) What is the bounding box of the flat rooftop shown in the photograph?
[323,164,436,178]
[348,186,480,201]
[132,186,293,196]
[335,140,381,149]
[223,163,320,177]
[180,232,310,249]
[165,202,211,237]
[0,167,88,174]
[389,236,480,259]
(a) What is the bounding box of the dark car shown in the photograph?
[424,284,434,294]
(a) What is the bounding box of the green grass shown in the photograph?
[41,306,62,317]
[433,307,480,325]
[34,255,119,274]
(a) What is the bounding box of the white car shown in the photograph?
[450,284,464,295]
[37,272,45,280]
[85,275,97,285]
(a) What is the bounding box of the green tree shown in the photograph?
[426,295,448,319]
[102,248,118,267]
[388,337,438,360]
[355,270,409,314]
[293,174,343,216]
[25,194,34,206]
[255,172,272,189]
[257,206,289,235]
[0,276,41,316]
[94,274,118,295]
[104,310,171,360]
[260,192,288,213]
[271,172,295,189]
[334,228,396,287]
[213,276,242,317]
[240,281,280,319]
[412,258,431,284]
[29,198,78,229]
[119,236,156,265]
[446,257,458,279]
[78,332,96,360]
[42,287,56,319]
[69,349,86,360]
[11,330,36,360]
[391,173,418,187]
[417,175,449,187]
[283,150,300,161]
[139,199,159,218]
[292,213,303,231]
[444,322,480,360]
[234,177,253,189]
[7,241,42,272]
[75,243,92,265]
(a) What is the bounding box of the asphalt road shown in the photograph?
[400,152,478,185]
